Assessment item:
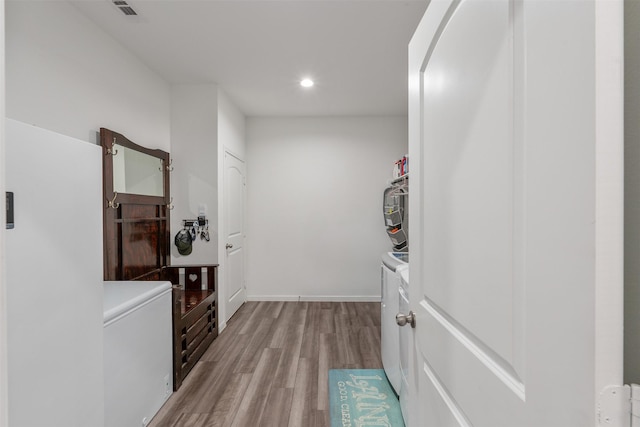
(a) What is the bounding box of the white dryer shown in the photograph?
[381,251,408,395]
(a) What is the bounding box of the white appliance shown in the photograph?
[381,251,408,394]
[398,268,410,424]
[103,281,173,427]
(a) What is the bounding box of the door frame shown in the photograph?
[593,0,625,402]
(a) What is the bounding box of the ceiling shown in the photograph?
[69,0,428,117]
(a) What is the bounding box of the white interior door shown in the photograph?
[224,150,246,320]
[407,1,623,426]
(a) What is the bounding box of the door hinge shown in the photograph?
[598,384,640,427]
[632,384,640,427]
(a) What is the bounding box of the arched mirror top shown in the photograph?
[100,128,171,205]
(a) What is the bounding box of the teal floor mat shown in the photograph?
[329,369,405,427]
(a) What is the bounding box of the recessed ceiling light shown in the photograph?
[300,78,314,88]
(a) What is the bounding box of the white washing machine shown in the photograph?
[381,251,408,395]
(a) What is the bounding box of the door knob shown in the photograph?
[226,243,233,249]
[396,311,416,328]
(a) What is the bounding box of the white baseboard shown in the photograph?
[218,320,227,334]
[245,295,381,303]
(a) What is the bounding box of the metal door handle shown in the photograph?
[396,311,416,328]
[226,243,233,249]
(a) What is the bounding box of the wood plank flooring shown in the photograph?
[149,301,382,427]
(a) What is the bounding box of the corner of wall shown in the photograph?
[169,84,219,267]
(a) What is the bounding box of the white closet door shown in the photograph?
[224,150,246,320]
[406,1,624,426]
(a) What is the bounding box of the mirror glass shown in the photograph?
[112,143,164,197]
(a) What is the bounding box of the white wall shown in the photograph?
[170,84,219,265]
[5,1,171,150]
[246,116,407,300]
[625,0,640,384]
[218,90,247,160]
[6,120,104,427]
[5,0,249,325]
[0,2,7,426]
[4,3,173,425]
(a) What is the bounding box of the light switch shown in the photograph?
[6,192,14,229]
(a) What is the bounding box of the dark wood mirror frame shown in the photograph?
[100,128,171,281]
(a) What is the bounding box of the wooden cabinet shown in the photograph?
[163,265,218,390]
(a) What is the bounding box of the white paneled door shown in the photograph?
[407,1,623,426]
[224,150,246,320]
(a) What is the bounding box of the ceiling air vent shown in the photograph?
[112,0,138,16]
